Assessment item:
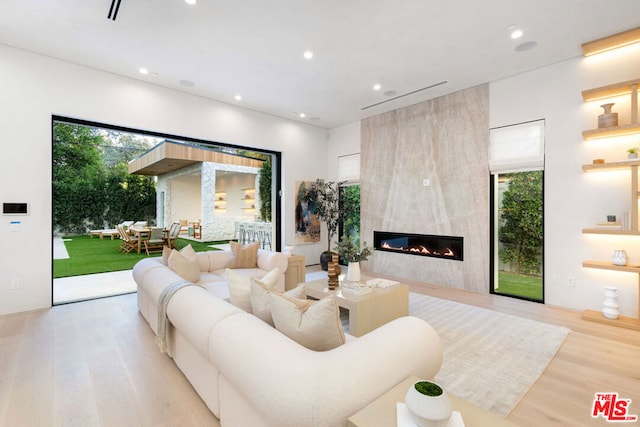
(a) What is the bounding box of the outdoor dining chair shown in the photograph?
[144,227,165,255]
[116,224,138,254]
[166,222,181,249]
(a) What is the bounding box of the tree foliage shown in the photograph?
[53,123,157,235]
[498,171,543,275]
[258,159,272,222]
[301,179,345,252]
[339,184,360,242]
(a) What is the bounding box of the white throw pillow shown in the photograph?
[227,267,280,313]
[268,293,346,351]
[168,244,199,283]
[250,281,306,326]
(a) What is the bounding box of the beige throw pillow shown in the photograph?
[227,267,280,313]
[250,281,306,326]
[168,244,199,283]
[268,293,346,351]
[161,245,172,265]
[226,241,260,269]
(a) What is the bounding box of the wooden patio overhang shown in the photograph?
[128,140,264,176]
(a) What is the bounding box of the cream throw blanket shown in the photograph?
[156,280,199,353]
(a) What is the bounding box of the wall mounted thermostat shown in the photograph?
[3,202,29,215]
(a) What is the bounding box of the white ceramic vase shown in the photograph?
[602,286,620,320]
[404,381,452,427]
[346,261,361,282]
[611,250,628,266]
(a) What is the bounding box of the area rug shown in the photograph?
[407,293,570,417]
[340,292,570,416]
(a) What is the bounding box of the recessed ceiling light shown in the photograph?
[185,0,196,5]
[373,84,381,91]
[303,51,313,60]
[139,67,149,75]
[299,113,306,118]
[383,90,397,97]
[179,79,195,87]
[511,29,523,39]
[234,94,242,101]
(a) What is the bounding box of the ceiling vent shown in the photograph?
[361,80,448,110]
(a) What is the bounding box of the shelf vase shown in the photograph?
[598,103,618,128]
[602,286,620,320]
[611,250,629,266]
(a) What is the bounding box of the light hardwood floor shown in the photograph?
[1,273,639,426]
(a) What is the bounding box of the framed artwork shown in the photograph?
[294,181,320,245]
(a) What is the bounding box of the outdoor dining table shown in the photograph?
[128,225,151,254]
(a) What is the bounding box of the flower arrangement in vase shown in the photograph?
[334,235,373,282]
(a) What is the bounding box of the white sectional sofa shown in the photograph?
[133,249,443,427]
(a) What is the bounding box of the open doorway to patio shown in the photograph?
[52,116,281,305]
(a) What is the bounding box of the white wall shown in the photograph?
[170,175,202,223]
[0,44,328,315]
[327,122,361,180]
[490,44,640,317]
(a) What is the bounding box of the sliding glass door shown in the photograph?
[52,116,281,305]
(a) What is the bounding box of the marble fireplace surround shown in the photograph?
[361,84,490,292]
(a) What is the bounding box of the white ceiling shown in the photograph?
[1,0,639,129]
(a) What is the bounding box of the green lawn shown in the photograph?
[54,235,225,278]
[496,271,543,301]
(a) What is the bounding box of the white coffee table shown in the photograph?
[304,276,409,337]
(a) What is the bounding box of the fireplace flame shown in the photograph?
[381,241,455,257]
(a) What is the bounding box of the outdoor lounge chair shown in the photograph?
[117,224,138,254]
[144,227,165,255]
[89,228,118,240]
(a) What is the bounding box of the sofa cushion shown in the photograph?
[268,293,346,351]
[250,281,306,326]
[227,267,280,312]
[226,241,260,268]
[207,250,232,271]
[168,244,200,282]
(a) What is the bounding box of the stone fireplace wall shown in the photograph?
[361,85,490,292]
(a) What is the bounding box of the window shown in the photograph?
[490,120,544,302]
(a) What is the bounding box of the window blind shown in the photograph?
[337,153,360,182]
[489,120,545,173]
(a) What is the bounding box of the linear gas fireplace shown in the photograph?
[374,231,463,261]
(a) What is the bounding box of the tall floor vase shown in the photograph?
[602,286,620,320]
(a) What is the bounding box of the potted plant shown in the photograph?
[307,179,345,270]
[404,380,452,427]
[334,235,373,282]
[627,147,639,159]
